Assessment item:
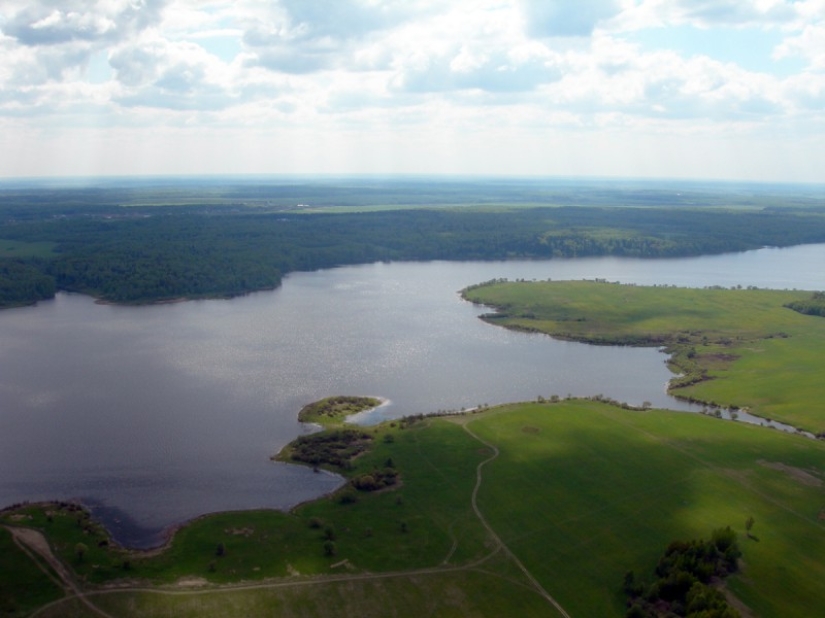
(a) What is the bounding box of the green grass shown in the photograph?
[466,400,825,618]
[463,280,825,433]
[0,526,64,616]
[39,563,555,618]
[5,401,825,617]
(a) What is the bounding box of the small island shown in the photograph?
[297,395,384,426]
[277,396,393,479]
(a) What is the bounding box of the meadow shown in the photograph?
[467,400,825,618]
[5,398,825,617]
[462,280,825,434]
[0,527,63,615]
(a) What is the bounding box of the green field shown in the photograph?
[5,399,825,617]
[0,527,64,616]
[462,280,825,434]
[468,401,825,618]
[34,559,556,618]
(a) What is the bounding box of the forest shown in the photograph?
[2,179,825,307]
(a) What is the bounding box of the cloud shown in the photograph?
[783,72,825,111]
[393,48,560,93]
[241,0,414,74]
[0,0,823,181]
[0,0,168,85]
[0,37,92,84]
[275,0,406,40]
[520,0,622,38]
[775,24,825,70]
[1,0,167,46]
[529,37,788,126]
[110,38,238,110]
[611,0,809,32]
[672,0,797,27]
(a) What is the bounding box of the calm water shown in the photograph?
[1,244,823,547]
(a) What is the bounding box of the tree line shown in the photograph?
[3,205,825,307]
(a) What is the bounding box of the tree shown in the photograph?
[75,543,88,563]
[745,516,756,540]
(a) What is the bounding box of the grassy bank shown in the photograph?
[5,399,825,617]
[462,280,825,433]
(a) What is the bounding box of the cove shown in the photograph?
[1,244,823,548]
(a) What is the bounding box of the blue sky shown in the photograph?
[0,0,823,182]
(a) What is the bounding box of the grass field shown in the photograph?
[467,400,825,618]
[5,400,825,617]
[0,527,64,616]
[36,561,555,618]
[462,280,825,433]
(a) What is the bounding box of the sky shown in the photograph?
[0,0,823,182]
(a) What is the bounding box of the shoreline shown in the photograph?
[2,392,816,559]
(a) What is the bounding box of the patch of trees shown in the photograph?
[286,428,373,469]
[0,259,56,308]
[785,292,825,317]
[351,463,399,492]
[623,527,742,618]
[2,205,825,306]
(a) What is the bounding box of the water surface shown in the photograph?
[1,245,823,547]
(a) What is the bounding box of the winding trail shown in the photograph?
[10,417,572,618]
[461,420,573,618]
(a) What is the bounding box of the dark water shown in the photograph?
[1,245,823,547]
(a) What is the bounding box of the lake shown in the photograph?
[1,244,823,547]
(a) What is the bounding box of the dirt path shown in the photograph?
[461,421,573,618]
[9,418,571,618]
[5,525,116,618]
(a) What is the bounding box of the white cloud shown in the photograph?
[0,0,168,85]
[0,0,822,181]
[775,24,825,70]
[392,46,560,94]
[520,0,622,37]
[240,0,418,74]
[110,36,240,110]
[609,0,807,32]
[671,0,797,27]
[1,0,167,46]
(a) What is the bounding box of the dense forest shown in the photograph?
[2,180,825,307]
